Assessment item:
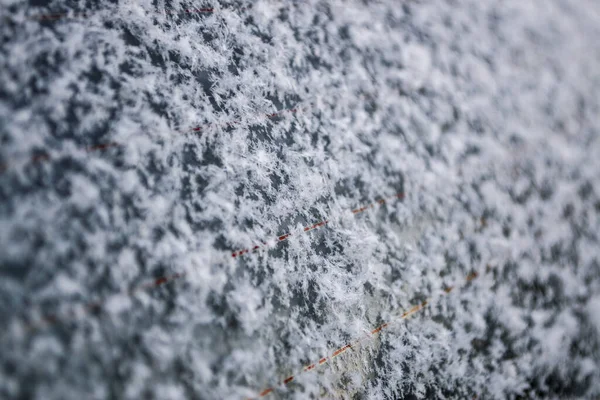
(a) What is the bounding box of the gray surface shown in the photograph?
[1,0,600,398]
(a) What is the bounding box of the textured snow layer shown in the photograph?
[1,0,600,399]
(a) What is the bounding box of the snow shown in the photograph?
[1,0,600,399]
[588,296,600,336]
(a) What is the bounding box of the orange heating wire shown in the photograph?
[19,192,405,332]
[248,266,491,399]
[24,271,188,332]
[232,192,405,258]
[0,105,302,173]
[2,88,378,173]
